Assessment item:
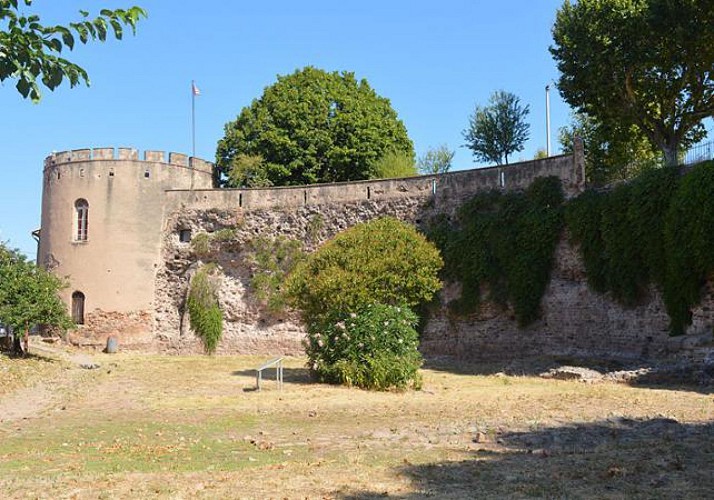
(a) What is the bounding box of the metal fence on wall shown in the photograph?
[682,140,714,165]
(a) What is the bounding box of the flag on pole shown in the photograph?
[192,81,201,96]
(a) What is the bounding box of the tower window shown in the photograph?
[71,291,86,325]
[179,229,192,243]
[74,199,89,241]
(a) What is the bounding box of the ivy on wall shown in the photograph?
[429,161,714,335]
[429,176,565,326]
[566,161,714,335]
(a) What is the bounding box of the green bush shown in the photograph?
[305,303,423,390]
[435,176,564,326]
[286,217,443,327]
[187,265,223,354]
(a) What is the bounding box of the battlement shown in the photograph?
[44,147,213,173]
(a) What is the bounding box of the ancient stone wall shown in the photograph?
[152,149,714,362]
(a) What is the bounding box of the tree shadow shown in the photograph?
[341,418,714,499]
[423,355,714,395]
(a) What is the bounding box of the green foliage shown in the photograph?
[305,304,423,391]
[551,0,712,165]
[417,145,455,175]
[226,153,273,188]
[190,232,211,257]
[559,112,661,185]
[187,265,223,354]
[434,177,564,326]
[663,162,714,335]
[216,66,414,187]
[247,236,304,314]
[190,229,236,257]
[0,243,72,333]
[564,163,714,335]
[372,150,417,179]
[463,90,530,165]
[566,167,681,306]
[286,217,443,328]
[0,1,146,101]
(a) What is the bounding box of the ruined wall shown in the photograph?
[39,148,213,347]
[152,149,714,362]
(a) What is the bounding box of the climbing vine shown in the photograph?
[187,264,223,354]
[566,162,714,335]
[429,176,565,326]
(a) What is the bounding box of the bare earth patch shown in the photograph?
[0,348,712,499]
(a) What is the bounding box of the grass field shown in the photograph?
[1,349,713,499]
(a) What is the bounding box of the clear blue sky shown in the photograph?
[0,1,610,255]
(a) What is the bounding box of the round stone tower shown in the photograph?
[38,147,213,346]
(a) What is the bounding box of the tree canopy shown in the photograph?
[559,112,661,185]
[215,67,414,187]
[0,243,72,337]
[0,0,146,101]
[551,0,714,166]
[418,145,454,175]
[463,90,530,165]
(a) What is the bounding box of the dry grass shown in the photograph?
[0,352,713,499]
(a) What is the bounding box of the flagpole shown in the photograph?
[191,80,196,158]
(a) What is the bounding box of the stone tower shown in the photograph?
[38,147,213,345]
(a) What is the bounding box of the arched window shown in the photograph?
[71,291,85,325]
[74,199,89,241]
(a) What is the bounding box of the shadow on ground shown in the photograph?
[342,418,714,499]
[423,355,714,395]
[231,367,314,384]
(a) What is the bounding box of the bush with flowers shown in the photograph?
[305,303,422,390]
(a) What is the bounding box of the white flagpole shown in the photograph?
[191,80,196,158]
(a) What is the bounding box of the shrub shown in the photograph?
[187,265,223,354]
[286,217,443,327]
[306,304,422,390]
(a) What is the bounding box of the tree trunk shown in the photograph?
[663,143,679,167]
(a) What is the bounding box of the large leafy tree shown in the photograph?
[551,0,714,166]
[0,0,146,101]
[0,243,72,353]
[216,66,414,187]
[463,90,531,165]
[559,112,661,185]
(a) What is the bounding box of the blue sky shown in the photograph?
[0,1,595,255]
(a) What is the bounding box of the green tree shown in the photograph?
[551,0,714,166]
[1,1,146,101]
[559,112,661,185]
[372,150,417,179]
[463,90,530,165]
[216,66,414,187]
[0,243,72,353]
[417,144,455,174]
[285,217,443,328]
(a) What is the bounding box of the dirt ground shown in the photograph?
[0,343,713,499]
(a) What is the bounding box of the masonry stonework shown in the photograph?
[38,144,713,363]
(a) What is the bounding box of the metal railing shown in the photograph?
[682,140,714,165]
[255,357,284,391]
